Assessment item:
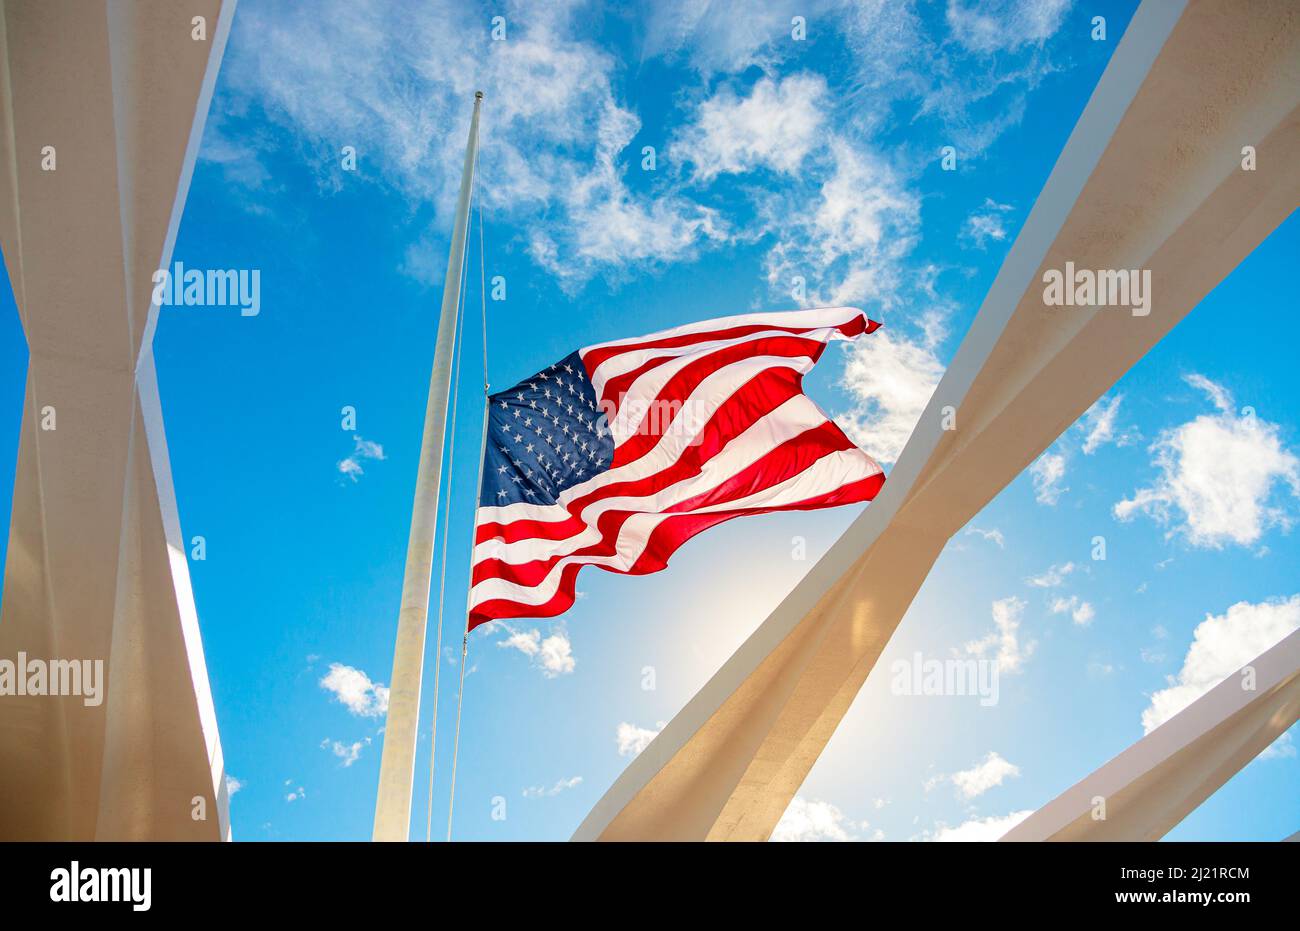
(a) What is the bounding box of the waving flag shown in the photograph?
[468,307,885,627]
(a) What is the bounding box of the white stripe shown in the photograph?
[580,306,866,357]
[474,392,834,567]
[477,353,812,529]
[470,448,879,610]
[587,318,863,404]
[606,346,820,446]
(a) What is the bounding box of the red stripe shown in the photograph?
[467,470,884,629]
[665,420,856,514]
[581,313,874,375]
[471,421,868,590]
[627,471,884,575]
[475,512,585,547]
[609,335,830,466]
[473,366,804,548]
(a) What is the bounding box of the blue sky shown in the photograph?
[2,0,1297,842]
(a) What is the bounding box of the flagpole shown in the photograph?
[373,90,484,842]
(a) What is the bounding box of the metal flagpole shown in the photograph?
[447,145,492,842]
[373,90,484,842]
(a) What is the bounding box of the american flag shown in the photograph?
[468,306,885,627]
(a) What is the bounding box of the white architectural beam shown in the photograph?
[0,0,236,840]
[576,0,1300,841]
[1002,630,1300,841]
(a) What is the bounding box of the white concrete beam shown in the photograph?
[576,0,1300,841]
[1002,630,1300,841]
[0,0,236,840]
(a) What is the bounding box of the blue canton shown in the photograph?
[479,351,615,508]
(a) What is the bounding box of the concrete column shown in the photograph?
[0,0,236,841]
[1003,631,1300,841]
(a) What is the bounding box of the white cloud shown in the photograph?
[616,721,664,757]
[945,0,1073,54]
[925,809,1034,841]
[1140,646,1166,665]
[496,625,576,678]
[216,0,1073,298]
[534,100,730,287]
[771,796,865,842]
[337,435,386,482]
[216,1,725,288]
[644,0,1066,163]
[537,631,576,677]
[641,0,822,76]
[1080,393,1134,455]
[674,74,827,181]
[1025,561,1074,587]
[961,198,1013,249]
[1030,451,1067,505]
[765,138,921,309]
[319,662,390,718]
[965,526,1005,548]
[1114,376,1300,548]
[1050,595,1095,626]
[225,775,244,797]
[321,737,371,767]
[944,751,1021,799]
[1259,731,1296,761]
[965,596,1032,674]
[836,325,945,465]
[284,781,306,803]
[1142,595,1300,734]
[499,628,541,656]
[523,775,583,798]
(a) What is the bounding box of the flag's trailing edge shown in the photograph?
[469,306,885,628]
